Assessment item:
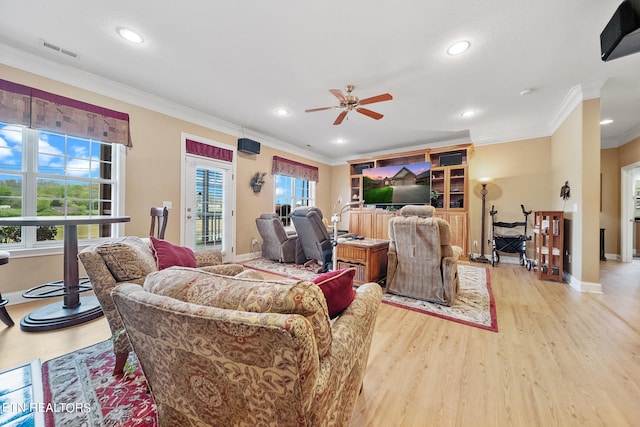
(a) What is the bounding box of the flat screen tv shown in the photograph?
[362,161,431,208]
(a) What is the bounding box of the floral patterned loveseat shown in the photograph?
[78,236,256,375]
[111,266,383,427]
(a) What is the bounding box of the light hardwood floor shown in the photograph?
[1,261,639,426]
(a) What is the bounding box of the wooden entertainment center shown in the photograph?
[347,144,471,258]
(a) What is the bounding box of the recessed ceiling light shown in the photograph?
[335,138,346,144]
[275,108,290,116]
[600,119,614,125]
[117,27,144,44]
[447,40,470,56]
[461,110,476,118]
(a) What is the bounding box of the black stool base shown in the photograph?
[0,298,14,327]
[20,295,103,332]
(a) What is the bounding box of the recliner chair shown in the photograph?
[291,206,333,272]
[386,205,463,306]
[255,213,304,263]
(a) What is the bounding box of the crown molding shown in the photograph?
[0,42,331,165]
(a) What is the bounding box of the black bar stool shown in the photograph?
[0,251,15,327]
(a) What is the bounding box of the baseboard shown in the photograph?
[564,272,603,294]
[604,252,620,261]
[233,251,262,263]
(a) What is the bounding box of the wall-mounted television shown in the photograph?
[362,161,431,208]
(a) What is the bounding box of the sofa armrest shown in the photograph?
[309,282,381,420]
[78,250,132,355]
[194,249,222,267]
[442,256,459,305]
[329,282,382,356]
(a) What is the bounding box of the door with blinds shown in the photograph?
[183,155,234,261]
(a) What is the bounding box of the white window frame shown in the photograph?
[273,175,316,224]
[0,124,126,257]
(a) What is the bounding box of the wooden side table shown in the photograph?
[336,239,389,284]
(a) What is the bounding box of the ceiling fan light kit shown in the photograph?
[305,85,393,125]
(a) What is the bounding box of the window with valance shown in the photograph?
[272,156,318,224]
[0,79,128,250]
[271,156,319,182]
[0,79,132,147]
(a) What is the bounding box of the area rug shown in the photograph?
[382,265,497,332]
[42,341,156,426]
[243,257,322,281]
[243,258,497,332]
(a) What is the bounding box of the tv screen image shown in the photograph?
[362,161,431,206]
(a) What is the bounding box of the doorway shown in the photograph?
[181,135,236,262]
[620,162,640,262]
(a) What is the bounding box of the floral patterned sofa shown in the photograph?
[111,266,383,427]
[78,236,256,375]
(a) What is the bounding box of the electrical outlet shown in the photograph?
[473,240,478,248]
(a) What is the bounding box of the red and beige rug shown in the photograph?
[243,258,497,332]
[42,341,156,426]
[382,264,497,332]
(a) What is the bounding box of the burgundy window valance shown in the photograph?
[272,156,319,182]
[0,78,132,147]
[186,139,233,162]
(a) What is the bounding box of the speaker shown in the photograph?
[439,153,463,166]
[601,0,640,61]
[237,138,261,154]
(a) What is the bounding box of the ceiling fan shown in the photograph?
[305,85,393,125]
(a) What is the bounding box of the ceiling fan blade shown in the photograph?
[356,107,383,120]
[329,89,346,103]
[359,93,393,105]
[305,106,338,113]
[333,110,348,125]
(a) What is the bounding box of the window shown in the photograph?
[0,122,122,249]
[274,175,315,225]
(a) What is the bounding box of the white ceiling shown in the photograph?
[1,0,640,164]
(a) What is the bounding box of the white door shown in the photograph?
[183,155,235,261]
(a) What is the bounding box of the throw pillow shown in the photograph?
[150,237,197,270]
[313,268,356,318]
[96,236,157,282]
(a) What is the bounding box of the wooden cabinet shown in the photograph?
[347,145,471,256]
[533,211,564,282]
[429,147,470,258]
[349,208,393,240]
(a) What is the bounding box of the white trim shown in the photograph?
[181,133,237,260]
[234,252,262,263]
[604,252,620,261]
[0,42,331,164]
[620,162,640,262]
[564,272,603,293]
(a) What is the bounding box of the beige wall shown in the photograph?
[0,63,629,296]
[468,138,552,261]
[601,148,620,255]
[235,145,334,255]
[550,99,601,284]
[0,64,335,294]
[618,136,640,167]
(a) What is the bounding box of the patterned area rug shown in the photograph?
[242,258,322,281]
[382,265,498,332]
[243,258,497,332]
[42,341,156,426]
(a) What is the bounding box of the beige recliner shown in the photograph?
[386,205,462,306]
[112,266,383,426]
[78,236,253,375]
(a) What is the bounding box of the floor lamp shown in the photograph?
[471,177,492,264]
[331,198,362,271]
